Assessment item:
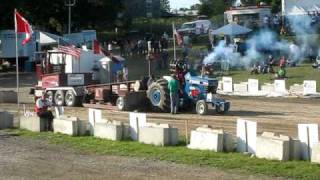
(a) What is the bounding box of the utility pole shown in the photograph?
[65,0,76,34]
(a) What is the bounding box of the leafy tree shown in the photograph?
[199,0,229,17]
[190,4,201,10]
[160,0,170,12]
[0,0,124,34]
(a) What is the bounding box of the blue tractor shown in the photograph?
[147,60,230,115]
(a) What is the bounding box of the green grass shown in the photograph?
[16,129,320,179]
[228,64,320,92]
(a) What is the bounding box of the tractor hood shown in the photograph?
[184,72,218,87]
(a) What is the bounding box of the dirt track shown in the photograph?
[1,95,319,139]
[0,72,319,179]
[0,130,280,180]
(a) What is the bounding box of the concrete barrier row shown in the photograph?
[218,77,319,97]
[13,110,320,164]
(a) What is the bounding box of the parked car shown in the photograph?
[178,20,212,35]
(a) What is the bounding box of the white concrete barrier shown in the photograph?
[233,82,248,94]
[311,143,320,164]
[274,80,287,93]
[222,77,233,93]
[53,116,88,136]
[138,124,178,146]
[223,133,235,152]
[303,80,317,95]
[88,108,102,135]
[188,127,224,152]
[248,79,259,95]
[218,80,223,91]
[298,124,319,160]
[290,138,302,160]
[94,121,124,141]
[129,112,147,141]
[289,84,303,95]
[256,132,290,161]
[261,83,274,93]
[0,111,13,129]
[236,119,257,154]
[20,115,48,132]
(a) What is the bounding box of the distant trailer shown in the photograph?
[224,5,272,28]
[0,30,36,59]
[282,0,320,16]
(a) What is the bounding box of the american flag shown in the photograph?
[58,45,81,59]
[173,24,183,46]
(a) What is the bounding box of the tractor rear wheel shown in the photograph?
[147,79,170,112]
[196,100,208,115]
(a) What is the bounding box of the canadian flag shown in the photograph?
[15,10,33,46]
[93,40,103,54]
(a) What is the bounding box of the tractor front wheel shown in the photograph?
[196,100,208,115]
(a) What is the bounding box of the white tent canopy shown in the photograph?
[38,31,62,45]
[211,23,252,36]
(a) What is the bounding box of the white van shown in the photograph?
[178,20,212,35]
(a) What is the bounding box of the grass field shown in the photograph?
[229,64,320,92]
[16,129,320,179]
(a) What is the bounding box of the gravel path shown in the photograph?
[0,130,282,180]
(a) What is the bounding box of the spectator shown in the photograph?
[118,39,125,56]
[279,55,286,68]
[161,49,169,69]
[35,93,53,131]
[168,74,179,114]
[268,55,275,73]
[122,65,128,81]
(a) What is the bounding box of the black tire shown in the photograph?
[54,90,65,106]
[46,91,54,104]
[116,96,128,111]
[215,104,226,114]
[65,90,80,107]
[196,100,208,115]
[147,79,171,112]
[215,105,222,114]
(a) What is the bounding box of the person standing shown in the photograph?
[122,65,128,81]
[35,93,54,131]
[168,74,179,114]
[279,55,286,68]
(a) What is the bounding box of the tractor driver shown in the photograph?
[35,92,54,131]
[176,60,187,91]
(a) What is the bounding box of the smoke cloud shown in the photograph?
[203,14,319,69]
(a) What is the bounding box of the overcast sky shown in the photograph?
[170,0,200,9]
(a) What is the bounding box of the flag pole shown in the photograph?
[14,9,20,113]
[172,23,176,61]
